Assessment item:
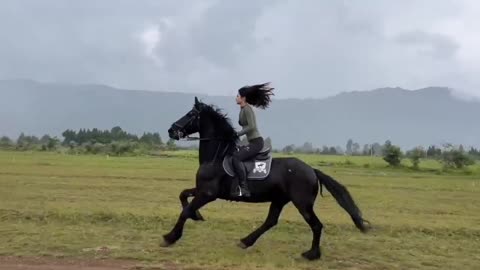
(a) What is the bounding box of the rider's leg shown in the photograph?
[232,155,249,197]
[231,137,264,197]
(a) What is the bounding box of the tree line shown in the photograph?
[1,130,479,169]
[0,126,179,155]
[280,138,479,170]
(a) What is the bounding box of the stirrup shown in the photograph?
[238,186,251,197]
[231,185,250,197]
[230,185,241,197]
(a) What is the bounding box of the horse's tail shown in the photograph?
[314,168,371,233]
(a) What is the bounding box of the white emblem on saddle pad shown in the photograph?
[253,161,267,174]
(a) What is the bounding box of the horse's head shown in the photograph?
[168,97,205,140]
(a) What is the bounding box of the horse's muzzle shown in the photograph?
[168,127,179,140]
[168,126,186,140]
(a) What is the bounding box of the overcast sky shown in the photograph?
[1,0,479,99]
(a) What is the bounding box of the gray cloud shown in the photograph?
[1,0,479,99]
[394,30,459,59]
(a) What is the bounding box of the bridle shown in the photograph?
[171,106,233,160]
[172,107,202,140]
[172,106,232,142]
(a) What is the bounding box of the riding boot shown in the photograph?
[230,175,240,196]
[238,171,251,197]
[231,157,250,197]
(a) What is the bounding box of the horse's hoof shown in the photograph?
[301,249,321,261]
[160,237,174,248]
[160,240,172,248]
[362,220,372,233]
[237,241,249,249]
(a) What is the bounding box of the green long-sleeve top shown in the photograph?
[237,104,261,141]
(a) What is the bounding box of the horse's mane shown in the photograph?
[200,103,239,150]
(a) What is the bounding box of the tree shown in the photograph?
[166,138,177,150]
[140,132,162,146]
[372,143,382,156]
[282,144,295,154]
[0,136,13,148]
[62,129,77,145]
[140,132,152,145]
[382,141,402,166]
[47,137,60,150]
[407,147,426,169]
[16,133,40,149]
[300,142,314,153]
[77,129,87,144]
[17,133,26,145]
[362,144,371,156]
[111,126,124,141]
[427,145,442,158]
[40,135,51,144]
[346,139,353,155]
[152,132,163,146]
[384,140,392,148]
[441,144,475,169]
[469,147,480,159]
[352,142,360,155]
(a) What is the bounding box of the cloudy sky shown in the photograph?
[1,0,479,99]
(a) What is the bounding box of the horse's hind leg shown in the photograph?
[179,188,204,221]
[238,200,288,249]
[292,198,323,260]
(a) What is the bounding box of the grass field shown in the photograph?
[1,150,479,269]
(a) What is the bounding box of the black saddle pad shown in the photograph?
[222,155,272,180]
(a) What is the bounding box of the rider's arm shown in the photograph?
[236,106,257,136]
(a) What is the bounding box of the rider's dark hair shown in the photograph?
[238,82,274,109]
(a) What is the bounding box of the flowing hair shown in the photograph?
[238,82,275,109]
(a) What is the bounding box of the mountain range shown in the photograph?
[1,79,479,149]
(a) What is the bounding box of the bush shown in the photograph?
[166,139,177,151]
[407,147,426,169]
[382,142,402,167]
[109,141,139,156]
[441,147,475,169]
[0,136,14,149]
[90,143,106,154]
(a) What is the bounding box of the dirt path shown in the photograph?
[0,256,145,270]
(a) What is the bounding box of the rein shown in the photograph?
[180,135,233,142]
[182,136,222,141]
[172,105,236,161]
[180,136,233,161]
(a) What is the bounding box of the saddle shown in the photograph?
[222,145,273,181]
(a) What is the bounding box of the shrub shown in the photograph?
[407,147,426,169]
[382,142,403,167]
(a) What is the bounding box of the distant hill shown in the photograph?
[1,79,479,149]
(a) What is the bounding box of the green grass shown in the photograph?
[1,150,479,269]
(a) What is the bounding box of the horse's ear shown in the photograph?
[194,96,199,105]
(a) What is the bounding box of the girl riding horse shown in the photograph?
[232,82,274,197]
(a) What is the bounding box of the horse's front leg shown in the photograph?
[162,194,215,247]
[179,188,205,221]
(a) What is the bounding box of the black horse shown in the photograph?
[162,97,370,260]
